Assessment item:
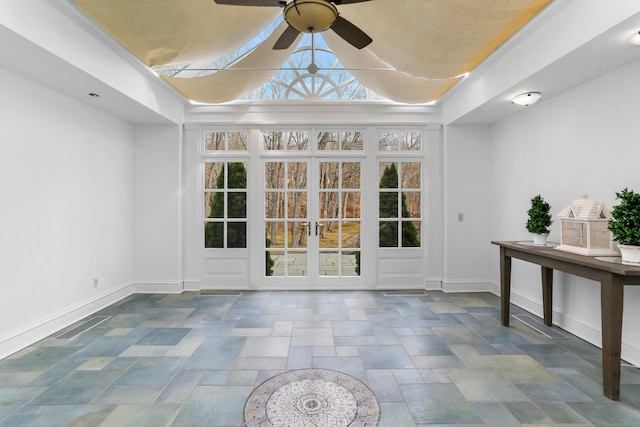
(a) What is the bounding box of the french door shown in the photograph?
[263,158,363,287]
[193,125,434,291]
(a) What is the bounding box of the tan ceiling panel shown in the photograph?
[324,30,461,104]
[76,0,552,103]
[341,0,552,78]
[77,0,280,67]
[163,21,298,103]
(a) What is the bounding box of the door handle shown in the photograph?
[316,222,324,236]
[302,221,311,236]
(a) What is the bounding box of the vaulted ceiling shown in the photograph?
[75,0,552,104]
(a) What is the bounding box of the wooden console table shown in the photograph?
[492,240,640,400]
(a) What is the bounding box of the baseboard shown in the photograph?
[486,281,500,295]
[183,279,201,292]
[498,284,640,367]
[0,282,134,360]
[425,280,442,290]
[623,342,640,367]
[507,290,545,318]
[441,280,493,293]
[133,281,184,294]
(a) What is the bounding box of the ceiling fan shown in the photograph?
[213,0,373,50]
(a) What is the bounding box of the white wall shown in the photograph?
[181,127,202,291]
[443,125,493,291]
[133,125,183,292]
[0,66,135,358]
[0,1,185,125]
[490,58,640,365]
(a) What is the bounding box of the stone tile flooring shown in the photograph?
[2,290,640,426]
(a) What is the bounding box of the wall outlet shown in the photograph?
[93,278,98,288]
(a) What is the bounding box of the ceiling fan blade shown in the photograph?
[333,0,373,4]
[213,0,285,6]
[330,15,372,49]
[273,25,301,50]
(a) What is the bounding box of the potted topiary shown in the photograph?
[526,194,553,245]
[607,188,640,264]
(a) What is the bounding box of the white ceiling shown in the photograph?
[0,22,179,125]
[447,6,640,124]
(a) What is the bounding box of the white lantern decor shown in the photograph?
[555,196,618,256]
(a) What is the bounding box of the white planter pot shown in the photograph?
[532,233,549,246]
[618,244,640,265]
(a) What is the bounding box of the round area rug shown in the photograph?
[244,369,380,427]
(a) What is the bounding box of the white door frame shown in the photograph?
[259,154,366,289]
[184,119,442,292]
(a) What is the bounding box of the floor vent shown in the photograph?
[55,316,110,340]
[198,290,243,296]
[383,290,427,296]
[513,314,568,339]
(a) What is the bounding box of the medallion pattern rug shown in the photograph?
[244,368,379,427]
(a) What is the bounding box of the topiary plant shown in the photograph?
[608,188,640,246]
[526,194,553,235]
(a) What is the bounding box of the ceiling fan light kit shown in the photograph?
[285,0,338,33]
[512,91,542,106]
[214,0,373,50]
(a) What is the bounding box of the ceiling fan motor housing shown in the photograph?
[284,0,338,33]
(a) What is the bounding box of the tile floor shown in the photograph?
[2,290,640,426]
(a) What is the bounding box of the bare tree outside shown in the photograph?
[199,128,423,279]
[204,131,248,151]
[378,131,423,247]
[261,129,363,277]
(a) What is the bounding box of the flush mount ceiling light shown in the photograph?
[630,30,640,45]
[511,91,542,106]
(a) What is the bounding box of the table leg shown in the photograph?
[500,247,512,326]
[601,273,624,400]
[541,266,553,326]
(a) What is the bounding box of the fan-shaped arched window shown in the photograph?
[158,25,382,102]
[249,34,374,101]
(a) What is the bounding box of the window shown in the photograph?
[202,130,248,249]
[262,130,310,151]
[378,130,422,248]
[378,130,422,151]
[251,34,376,101]
[159,32,384,102]
[317,131,364,151]
[204,131,248,151]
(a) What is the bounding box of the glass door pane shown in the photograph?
[265,161,309,278]
[317,161,361,277]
